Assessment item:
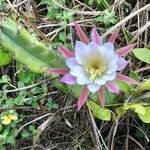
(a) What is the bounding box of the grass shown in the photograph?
[0,0,150,149]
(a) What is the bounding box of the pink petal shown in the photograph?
[74,22,89,44]
[77,86,89,111]
[116,44,136,56]
[58,45,74,59]
[98,87,105,107]
[116,73,139,85]
[47,68,69,74]
[108,28,120,43]
[106,81,119,94]
[91,26,102,46]
[117,57,128,71]
[60,73,77,85]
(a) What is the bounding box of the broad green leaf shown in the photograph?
[115,106,127,117]
[0,18,64,73]
[129,71,140,80]
[0,49,12,65]
[87,101,111,121]
[133,48,150,64]
[123,104,145,115]
[138,107,150,123]
[134,79,150,96]
[117,80,131,96]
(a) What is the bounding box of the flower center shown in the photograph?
[85,60,106,81]
[3,115,13,123]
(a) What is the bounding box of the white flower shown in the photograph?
[47,23,139,111]
[67,41,118,93]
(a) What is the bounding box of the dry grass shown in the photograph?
[0,0,150,149]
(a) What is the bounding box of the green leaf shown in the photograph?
[0,75,10,83]
[138,107,150,123]
[123,104,145,115]
[0,18,64,73]
[133,48,150,64]
[87,101,111,121]
[21,130,30,139]
[129,71,140,81]
[117,80,131,96]
[134,79,150,96]
[0,49,12,65]
[115,106,127,117]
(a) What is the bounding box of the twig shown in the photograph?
[102,4,150,38]
[4,78,54,93]
[88,108,108,150]
[110,119,119,150]
[15,113,53,136]
[136,65,150,73]
[31,114,57,150]
[51,0,103,16]
[130,21,150,43]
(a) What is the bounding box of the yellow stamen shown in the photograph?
[85,59,106,81]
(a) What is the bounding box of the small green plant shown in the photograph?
[96,9,117,26]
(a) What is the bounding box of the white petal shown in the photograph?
[70,65,91,85]
[106,54,118,64]
[77,77,91,85]
[88,42,101,56]
[98,42,114,57]
[106,64,118,74]
[70,65,85,77]
[103,42,114,52]
[87,83,101,93]
[66,57,78,69]
[75,41,89,65]
[95,72,116,85]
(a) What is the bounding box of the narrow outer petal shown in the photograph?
[77,86,90,111]
[91,26,102,46]
[60,73,77,85]
[116,73,139,85]
[108,28,120,43]
[117,57,128,71]
[74,22,89,44]
[59,45,74,59]
[116,44,136,56]
[106,81,119,94]
[98,87,105,107]
[47,68,69,74]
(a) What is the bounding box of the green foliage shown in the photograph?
[88,0,110,8]
[96,9,117,26]
[138,107,150,123]
[134,79,150,96]
[87,101,111,121]
[116,104,150,123]
[0,0,5,10]
[0,18,64,73]
[129,71,140,81]
[0,47,12,65]
[133,48,150,64]
[123,104,145,115]
[40,0,65,20]
[40,0,74,25]
[117,80,133,97]
[45,98,59,110]
[0,110,19,146]
[21,125,38,140]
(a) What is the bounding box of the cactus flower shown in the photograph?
[48,23,139,111]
